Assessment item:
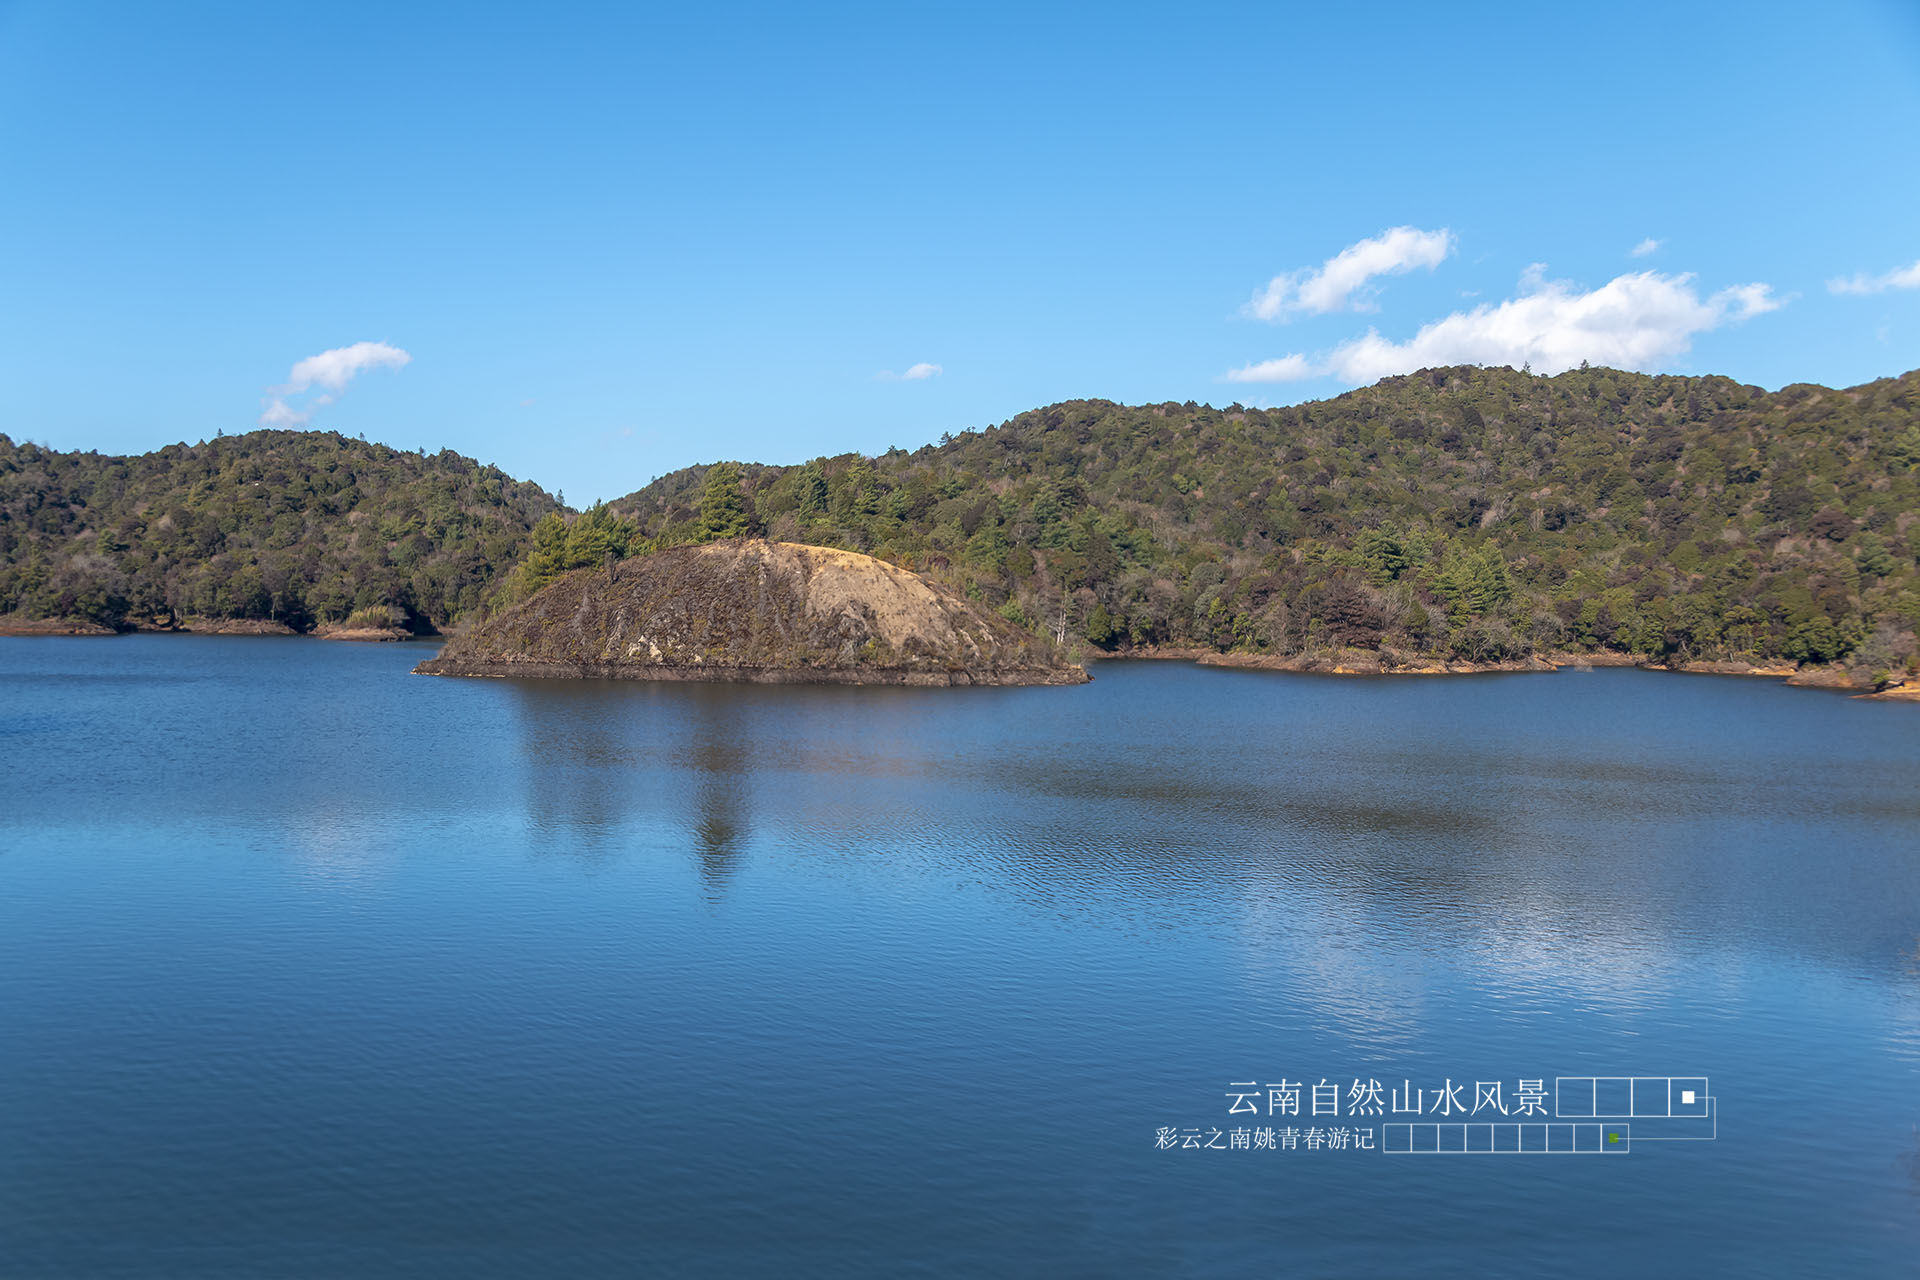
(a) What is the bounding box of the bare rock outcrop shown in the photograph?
[416,539,1088,686]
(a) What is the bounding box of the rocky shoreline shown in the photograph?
[1195,650,1555,676]
[412,656,1086,686]
[7,609,1909,700]
[1155,645,1914,700]
[0,616,119,636]
[0,614,423,641]
[154,617,297,636]
[311,623,418,642]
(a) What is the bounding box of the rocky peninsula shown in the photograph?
[415,539,1089,686]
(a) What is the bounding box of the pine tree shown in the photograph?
[523,512,571,590]
[1085,602,1117,647]
[1436,543,1511,615]
[695,463,754,543]
[565,502,630,569]
[796,461,828,516]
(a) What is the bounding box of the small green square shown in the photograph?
[1608,1132,1621,1144]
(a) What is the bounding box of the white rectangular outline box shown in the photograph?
[1380,1122,1628,1154]
[1557,1076,1710,1119]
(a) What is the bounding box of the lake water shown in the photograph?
[2,636,1917,1277]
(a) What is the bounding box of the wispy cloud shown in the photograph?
[876,362,943,381]
[1226,266,1780,384]
[1828,258,1920,295]
[1223,355,1317,384]
[259,340,411,427]
[1245,226,1455,322]
[1630,237,1662,258]
[258,398,321,428]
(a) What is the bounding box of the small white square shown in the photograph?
[1680,1090,1696,1105]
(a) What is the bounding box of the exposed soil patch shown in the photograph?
[416,539,1088,686]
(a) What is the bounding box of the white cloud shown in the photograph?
[259,340,411,427]
[876,362,943,381]
[257,399,310,428]
[1225,266,1780,384]
[1630,237,1662,258]
[1245,226,1455,322]
[277,340,411,393]
[1827,259,1920,295]
[1711,282,1782,320]
[1224,354,1317,384]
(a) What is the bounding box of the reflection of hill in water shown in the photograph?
[510,681,750,893]
[501,663,1920,982]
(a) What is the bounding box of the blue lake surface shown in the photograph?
[2,636,1917,1276]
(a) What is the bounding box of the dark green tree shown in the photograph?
[565,502,634,569]
[797,461,829,515]
[523,512,572,590]
[694,462,754,542]
[1084,601,1117,647]
[1855,532,1896,579]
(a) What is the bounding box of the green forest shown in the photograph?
[612,365,1920,676]
[5,364,1919,678]
[0,431,560,631]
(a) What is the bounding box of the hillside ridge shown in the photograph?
[606,364,1920,682]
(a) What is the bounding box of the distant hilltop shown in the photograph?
[415,538,1089,687]
[0,430,557,635]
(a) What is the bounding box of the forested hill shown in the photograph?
[0,431,560,631]
[7,365,1918,672]
[612,365,1920,672]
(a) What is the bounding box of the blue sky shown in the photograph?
[3,1,1918,505]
